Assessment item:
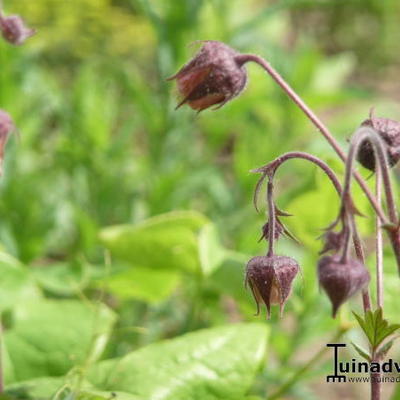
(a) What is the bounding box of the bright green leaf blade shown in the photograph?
[352,311,373,345]
[6,376,65,399]
[376,339,396,361]
[76,392,141,400]
[198,223,226,276]
[4,300,116,383]
[100,211,209,273]
[351,342,371,362]
[88,323,269,400]
[376,325,400,349]
[0,251,41,312]
[96,264,180,304]
[31,261,90,296]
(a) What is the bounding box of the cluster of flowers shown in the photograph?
[169,40,400,319]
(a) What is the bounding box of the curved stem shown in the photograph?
[339,214,352,264]
[266,179,275,256]
[343,126,397,224]
[254,151,342,195]
[236,53,388,224]
[375,166,383,309]
[350,216,371,311]
[343,126,400,277]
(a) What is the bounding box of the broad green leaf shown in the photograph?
[97,264,180,304]
[4,300,116,383]
[198,223,226,276]
[6,376,65,399]
[76,391,142,400]
[0,251,41,312]
[351,342,370,362]
[100,211,209,273]
[88,323,269,400]
[31,261,90,296]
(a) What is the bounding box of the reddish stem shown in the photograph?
[236,53,388,224]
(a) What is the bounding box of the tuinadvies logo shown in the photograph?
[327,343,400,383]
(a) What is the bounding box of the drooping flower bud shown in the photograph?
[319,230,346,255]
[318,255,370,317]
[0,13,36,46]
[168,41,247,112]
[259,220,284,242]
[245,255,299,318]
[356,115,400,171]
[0,110,14,174]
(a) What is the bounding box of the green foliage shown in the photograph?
[1,0,400,399]
[353,308,400,352]
[86,323,268,400]
[7,324,268,400]
[4,300,116,383]
[100,211,209,272]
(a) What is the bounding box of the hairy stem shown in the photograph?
[253,151,342,195]
[375,169,383,308]
[350,217,371,311]
[371,350,381,400]
[236,53,388,224]
[343,126,400,278]
[343,127,397,223]
[266,179,275,256]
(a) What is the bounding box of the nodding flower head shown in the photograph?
[167,41,247,112]
[245,255,299,318]
[0,13,36,45]
[357,113,400,171]
[318,255,370,318]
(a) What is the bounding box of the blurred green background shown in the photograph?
[1,0,400,399]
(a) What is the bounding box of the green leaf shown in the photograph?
[75,391,141,400]
[376,339,396,361]
[351,342,371,362]
[0,251,41,312]
[353,308,400,349]
[100,211,209,273]
[97,264,180,304]
[31,261,90,296]
[352,311,372,344]
[6,376,65,400]
[87,323,269,400]
[198,223,226,276]
[4,300,116,383]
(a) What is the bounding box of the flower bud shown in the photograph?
[0,110,14,174]
[0,14,35,45]
[318,255,370,317]
[357,116,400,171]
[168,41,247,112]
[259,221,284,242]
[319,230,346,255]
[245,255,299,318]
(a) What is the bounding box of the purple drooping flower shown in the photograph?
[0,13,35,46]
[318,255,370,317]
[245,255,299,318]
[357,114,400,171]
[168,41,247,111]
